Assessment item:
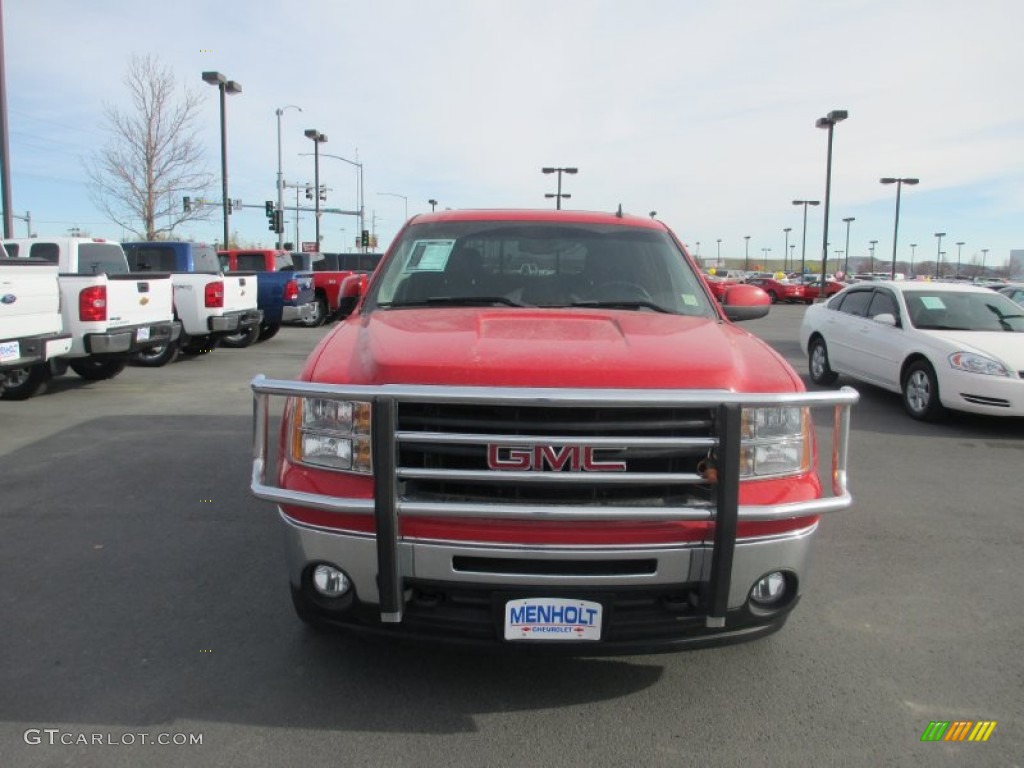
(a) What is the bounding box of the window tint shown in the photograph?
[29,242,59,262]
[124,245,176,272]
[236,254,266,271]
[835,289,872,317]
[192,245,220,272]
[867,290,899,320]
[78,243,129,275]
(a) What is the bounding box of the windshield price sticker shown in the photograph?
[504,597,602,641]
[0,340,20,363]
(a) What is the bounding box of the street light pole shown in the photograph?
[302,151,365,249]
[541,166,578,210]
[716,238,721,264]
[842,217,855,276]
[816,109,848,299]
[910,243,917,276]
[880,177,918,279]
[428,199,437,212]
[956,241,965,278]
[744,235,750,272]
[934,232,946,279]
[304,129,328,250]
[793,199,820,276]
[275,105,302,250]
[378,192,408,221]
[783,227,792,272]
[869,240,878,272]
[202,71,242,248]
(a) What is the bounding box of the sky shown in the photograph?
[4,0,1023,274]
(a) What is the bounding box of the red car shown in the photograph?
[802,278,845,300]
[702,273,739,300]
[746,277,807,304]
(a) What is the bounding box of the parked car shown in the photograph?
[123,241,263,366]
[745,276,807,304]
[3,237,177,383]
[218,250,316,344]
[800,281,1024,420]
[702,272,739,301]
[0,248,73,399]
[801,277,845,300]
[249,207,858,651]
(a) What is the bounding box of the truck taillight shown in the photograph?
[205,280,225,308]
[284,279,300,302]
[79,285,107,322]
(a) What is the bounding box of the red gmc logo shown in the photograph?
[486,445,627,472]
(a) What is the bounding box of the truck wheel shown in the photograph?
[808,337,839,385]
[257,323,281,342]
[302,296,328,328]
[69,358,127,381]
[132,341,179,367]
[0,365,52,400]
[902,360,944,421]
[220,325,260,348]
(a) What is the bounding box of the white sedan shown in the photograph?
[800,281,1024,420]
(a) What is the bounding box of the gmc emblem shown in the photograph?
[486,445,627,472]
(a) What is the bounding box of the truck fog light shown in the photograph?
[312,564,351,598]
[750,571,787,606]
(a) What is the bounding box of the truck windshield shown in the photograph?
[79,243,129,275]
[367,221,714,316]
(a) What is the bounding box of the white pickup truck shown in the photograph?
[3,238,178,382]
[0,250,73,399]
[122,241,263,366]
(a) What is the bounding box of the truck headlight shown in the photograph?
[291,398,372,474]
[739,407,810,478]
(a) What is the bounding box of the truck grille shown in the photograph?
[396,402,717,506]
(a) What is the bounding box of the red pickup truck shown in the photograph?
[250,209,857,652]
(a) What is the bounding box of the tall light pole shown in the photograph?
[761,247,771,269]
[428,198,437,212]
[790,244,795,270]
[816,109,848,299]
[981,248,989,274]
[841,217,855,276]
[744,235,751,272]
[275,105,302,249]
[910,243,917,276]
[695,241,701,258]
[793,199,820,275]
[869,240,878,272]
[379,192,408,222]
[541,166,578,210]
[783,227,792,272]
[304,129,328,250]
[934,232,946,279]
[302,151,365,250]
[202,71,242,248]
[716,238,721,264]
[956,241,965,278]
[880,177,918,279]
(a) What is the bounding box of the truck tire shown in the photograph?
[220,325,260,348]
[69,358,127,381]
[132,340,179,367]
[302,296,328,328]
[257,323,281,342]
[0,364,52,400]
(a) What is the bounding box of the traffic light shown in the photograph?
[305,185,313,200]
[183,196,191,213]
[319,184,327,202]
[265,200,274,218]
[274,210,284,233]
[361,229,370,247]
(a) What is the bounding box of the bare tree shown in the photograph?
[87,54,214,240]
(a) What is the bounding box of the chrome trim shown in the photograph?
[397,468,705,485]
[397,432,718,449]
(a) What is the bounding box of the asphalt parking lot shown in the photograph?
[1,308,1022,767]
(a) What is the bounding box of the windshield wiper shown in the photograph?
[568,299,673,314]
[381,295,529,308]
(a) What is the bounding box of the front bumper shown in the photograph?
[251,380,858,650]
[209,308,263,333]
[282,302,315,323]
[85,320,180,355]
[0,332,72,371]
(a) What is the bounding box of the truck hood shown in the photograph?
[307,308,802,392]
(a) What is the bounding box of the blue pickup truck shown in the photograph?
[218,249,316,345]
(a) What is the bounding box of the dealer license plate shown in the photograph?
[504,597,603,641]
[136,327,151,342]
[0,340,20,363]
